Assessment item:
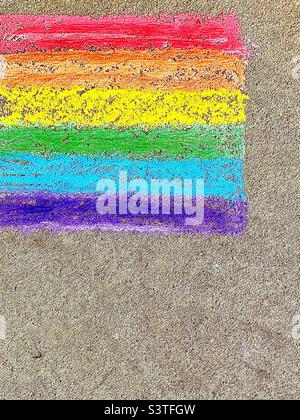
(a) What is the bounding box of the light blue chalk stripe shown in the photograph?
[0,154,246,200]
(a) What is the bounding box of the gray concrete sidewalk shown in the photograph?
[0,0,299,400]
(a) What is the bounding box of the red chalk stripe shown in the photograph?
[0,14,249,55]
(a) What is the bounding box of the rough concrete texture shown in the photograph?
[0,0,299,400]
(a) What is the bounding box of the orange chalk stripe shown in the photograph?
[1,50,246,91]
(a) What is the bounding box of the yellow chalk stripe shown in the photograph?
[0,87,248,127]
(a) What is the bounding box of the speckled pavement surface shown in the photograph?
[0,0,299,400]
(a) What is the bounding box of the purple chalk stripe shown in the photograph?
[0,193,248,235]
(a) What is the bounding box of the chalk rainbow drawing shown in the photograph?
[0,14,249,234]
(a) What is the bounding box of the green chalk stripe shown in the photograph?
[0,125,245,159]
